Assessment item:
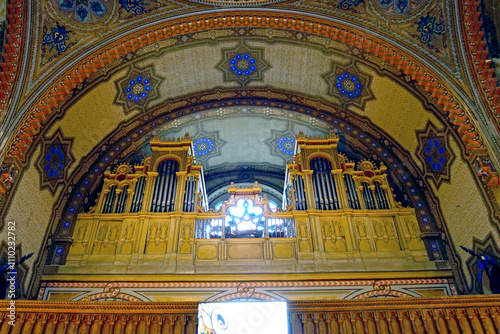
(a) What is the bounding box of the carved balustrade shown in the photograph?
[1,296,500,333]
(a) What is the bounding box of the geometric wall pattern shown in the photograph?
[415,121,455,188]
[266,127,297,161]
[53,0,109,25]
[35,128,75,194]
[323,60,374,110]
[192,128,226,164]
[217,42,269,87]
[114,65,163,115]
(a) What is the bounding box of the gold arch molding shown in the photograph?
[7,11,483,166]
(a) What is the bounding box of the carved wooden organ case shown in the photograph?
[60,132,437,276]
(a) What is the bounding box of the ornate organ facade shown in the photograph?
[40,132,455,302]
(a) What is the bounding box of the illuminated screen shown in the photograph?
[198,301,288,334]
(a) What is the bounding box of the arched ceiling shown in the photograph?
[0,0,500,298]
[2,0,499,167]
[145,107,333,205]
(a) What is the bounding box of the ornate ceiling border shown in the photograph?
[0,0,25,121]
[461,1,500,124]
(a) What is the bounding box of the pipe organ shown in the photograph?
[92,133,208,217]
[285,131,396,212]
[54,131,448,296]
[150,159,179,213]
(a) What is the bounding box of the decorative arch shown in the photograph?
[307,154,335,169]
[20,88,474,298]
[153,156,182,172]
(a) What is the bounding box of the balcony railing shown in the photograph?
[1,295,499,333]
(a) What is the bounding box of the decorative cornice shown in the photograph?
[2,295,500,311]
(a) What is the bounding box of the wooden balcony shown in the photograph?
[1,295,499,333]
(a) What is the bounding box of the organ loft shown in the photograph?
[8,131,486,333]
[54,131,435,275]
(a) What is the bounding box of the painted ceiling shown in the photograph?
[0,0,500,298]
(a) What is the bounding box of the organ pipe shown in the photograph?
[362,182,376,210]
[151,160,179,213]
[316,159,328,210]
[96,135,207,215]
[292,177,299,210]
[311,157,340,210]
[293,182,299,210]
[184,176,191,212]
[292,178,299,209]
[299,176,308,210]
[312,159,323,210]
[344,174,361,210]
[157,160,167,212]
[283,132,397,213]
[166,162,178,212]
[329,172,339,209]
[323,160,339,209]
[150,170,161,212]
[130,177,146,213]
[184,176,196,212]
[294,175,307,211]
[311,169,320,209]
[190,178,196,211]
[375,182,389,209]
[320,159,332,209]
[115,185,128,213]
[163,160,174,212]
[103,186,116,214]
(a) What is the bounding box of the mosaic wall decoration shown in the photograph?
[465,233,500,294]
[191,129,225,164]
[114,65,163,115]
[337,0,364,11]
[415,121,454,188]
[52,0,110,25]
[40,17,79,66]
[266,128,297,161]
[323,61,374,110]
[217,42,269,87]
[186,0,287,6]
[372,0,429,18]
[42,21,72,55]
[415,14,445,49]
[35,128,75,194]
[119,0,147,15]
[409,8,447,52]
